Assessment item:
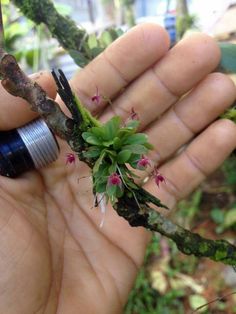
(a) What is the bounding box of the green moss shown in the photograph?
[199,242,208,254]
[182,247,191,255]
[148,211,160,225]
[214,250,228,261]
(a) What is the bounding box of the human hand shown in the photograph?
[0,24,235,314]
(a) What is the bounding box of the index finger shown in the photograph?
[70,23,170,114]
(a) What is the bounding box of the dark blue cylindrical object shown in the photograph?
[0,130,34,177]
[0,119,59,178]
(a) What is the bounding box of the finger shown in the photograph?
[146,73,236,164]
[100,33,221,128]
[0,71,57,130]
[144,119,236,210]
[70,23,170,114]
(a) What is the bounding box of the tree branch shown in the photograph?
[0,53,75,139]
[116,193,236,265]
[0,53,235,266]
[12,0,91,66]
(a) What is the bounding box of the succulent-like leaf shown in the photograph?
[83,146,101,158]
[103,116,121,140]
[123,144,148,155]
[90,127,106,139]
[117,149,132,164]
[125,120,139,130]
[113,137,122,150]
[109,163,117,174]
[95,181,107,193]
[93,150,106,173]
[123,133,148,145]
[83,134,102,145]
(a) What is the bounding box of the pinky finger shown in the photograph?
[144,119,236,209]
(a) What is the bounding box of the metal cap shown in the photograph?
[17,118,59,169]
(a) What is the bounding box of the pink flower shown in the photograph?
[107,173,122,188]
[153,167,165,187]
[66,153,76,164]
[137,155,151,170]
[91,86,101,105]
[129,107,139,120]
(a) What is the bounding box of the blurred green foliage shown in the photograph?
[211,206,236,234]
[222,156,236,186]
[2,0,46,71]
[2,0,73,71]
[70,28,124,68]
[125,235,186,314]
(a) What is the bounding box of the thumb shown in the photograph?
[0,71,57,130]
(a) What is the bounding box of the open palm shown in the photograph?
[0,24,235,314]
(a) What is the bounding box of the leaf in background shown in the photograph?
[223,208,236,228]
[88,33,98,49]
[90,47,104,58]
[69,49,90,67]
[87,34,104,58]
[150,270,168,294]
[219,43,236,73]
[99,30,116,47]
[189,294,208,312]
[115,28,124,38]
[210,208,225,224]
[54,3,72,16]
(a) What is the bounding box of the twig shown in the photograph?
[0,2,235,267]
[0,54,236,266]
[0,54,74,140]
[191,291,236,313]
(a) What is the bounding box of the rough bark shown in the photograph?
[0,53,236,266]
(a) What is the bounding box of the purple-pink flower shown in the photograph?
[153,167,165,187]
[66,153,76,164]
[129,107,139,120]
[108,173,122,188]
[91,86,101,105]
[137,155,151,170]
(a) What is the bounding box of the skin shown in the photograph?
[0,24,235,314]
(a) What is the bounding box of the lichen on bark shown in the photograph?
[115,191,236,266]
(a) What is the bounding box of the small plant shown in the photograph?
[82,115,154,205]
[0,0,236,269]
